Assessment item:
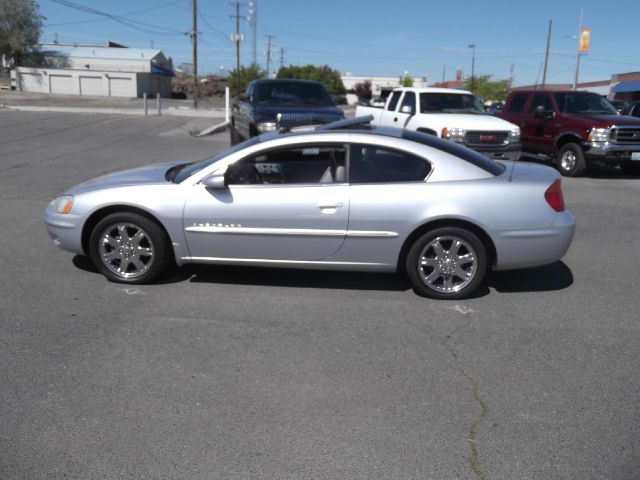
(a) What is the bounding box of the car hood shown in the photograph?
[254,104,344,120]
[424,113,517,131]
[565,114,640,128]
[67,161,181,195]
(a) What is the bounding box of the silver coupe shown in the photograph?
[45,117,575,299]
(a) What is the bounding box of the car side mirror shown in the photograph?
[534,105,554,119]
[201,172,227,189]
[238,92,249,102]
[400,105,414,114]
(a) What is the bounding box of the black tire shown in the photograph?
[89,212,170,284]
[620,163,640,176]
[229,122,242,146]
[556,143,586,177]
[406,227,487,300]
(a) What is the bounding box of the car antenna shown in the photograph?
[508,158,517,182]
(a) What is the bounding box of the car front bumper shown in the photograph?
[44,207,86,255]
[466,142,521,162]
[584,141,640,163]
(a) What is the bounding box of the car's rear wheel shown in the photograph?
[406,227,487,300]
[556,143,586,177]
[89,212,169,284]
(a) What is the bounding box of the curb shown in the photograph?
[1,104,226,118]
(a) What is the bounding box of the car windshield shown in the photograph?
[254,82,333,105]
[553,92,618,115]
[169,137,261,183]
[419,92,486,114]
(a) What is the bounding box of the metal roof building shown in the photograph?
[15,44,175,98]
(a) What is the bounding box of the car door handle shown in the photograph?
[318,201,343,209]
[394,117,398,122]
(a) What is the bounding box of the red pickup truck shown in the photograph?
[497,89,640,176]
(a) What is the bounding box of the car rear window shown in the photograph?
[402,130,506,176]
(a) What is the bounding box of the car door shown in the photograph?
[379,90,403,127]
[521,93,556,154]
[182,143,349,262]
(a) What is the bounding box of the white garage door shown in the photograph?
[108,77,133,97]
[79,76,103,96]
[20,72,44,92]
[49,74,74,94]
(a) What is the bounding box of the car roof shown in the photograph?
[257,117,504,176]
[250,78,323,86]
[393,87,473,95]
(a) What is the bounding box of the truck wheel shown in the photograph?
[406,227,487,300]
[556,143,586,177]
[229,122,242,146]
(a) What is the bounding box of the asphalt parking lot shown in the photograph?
[1,110,639,479]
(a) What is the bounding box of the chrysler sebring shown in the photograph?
[45,117,575,299]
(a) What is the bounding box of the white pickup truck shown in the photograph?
[356,87,521,160]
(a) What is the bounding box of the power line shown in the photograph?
[50,0,187,36]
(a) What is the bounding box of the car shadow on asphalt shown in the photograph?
[487,261,573,293]
[186,264,413,291]
[72,256,573,295]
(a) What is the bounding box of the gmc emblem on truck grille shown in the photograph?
[479,134,498,142]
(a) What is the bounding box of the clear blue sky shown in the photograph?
[39,0,640,86]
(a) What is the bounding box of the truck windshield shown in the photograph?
[553,92,618,115]
[254,82,333,106]
[419,93,486,114]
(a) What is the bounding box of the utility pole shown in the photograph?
[248,0,257,65]
[468,44,476,93]
[572,9,584,90]
[509,64,514,89]
[279,47,284,70]
[442,64,446,84]
[229,1,243,77]
[542,19,552,87]
[265,34,275,78]
[191,0,198,108]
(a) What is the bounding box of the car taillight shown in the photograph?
[544,179,565,212]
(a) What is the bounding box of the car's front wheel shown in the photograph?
[556,143,586,177]
[89,212,169,284]
[406,227,487,300]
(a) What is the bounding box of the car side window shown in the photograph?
[528,94,553,115]
[226,145,346,185]
[349,144,431,183]
[400,92,416,114]
[386,91,402,111]
[507,93,528,113]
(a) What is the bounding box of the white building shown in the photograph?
[341,73,428,99]
[15,44,174,98]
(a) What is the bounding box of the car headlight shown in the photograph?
[509,126,521,142]
[257,121,277,133]
[441,127,465,142]
[49,195,74,214]
[588,127,610,142]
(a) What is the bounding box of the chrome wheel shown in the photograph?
[560,150,576,172]
[98,222,155,279]
[417,235,478,294]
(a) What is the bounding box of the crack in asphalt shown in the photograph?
[438,305,489,480]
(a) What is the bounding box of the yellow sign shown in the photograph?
[579,27,591,55]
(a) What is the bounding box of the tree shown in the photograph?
[353,80,372,101]
[228,62,266,95]
[399,74,413,87]
[0,0,44,68]
[462,74,510,101]
[276,64,346,94]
